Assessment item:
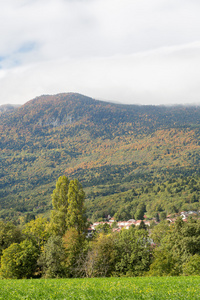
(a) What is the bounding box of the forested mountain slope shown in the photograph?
[0,93,200,221]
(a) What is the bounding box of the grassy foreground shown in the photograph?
[0,276,199,300]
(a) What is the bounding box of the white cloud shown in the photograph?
[0,0,200,105]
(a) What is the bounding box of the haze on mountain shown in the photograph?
[1,1,200,106]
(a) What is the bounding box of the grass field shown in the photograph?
[0,276,200,300]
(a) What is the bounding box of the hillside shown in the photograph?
[0,93,200,221]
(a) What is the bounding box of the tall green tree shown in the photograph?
[66,179,87,236]
[61,179,88,277]
[50,175,69,236]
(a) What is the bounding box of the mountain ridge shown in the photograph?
[2,93,200,140]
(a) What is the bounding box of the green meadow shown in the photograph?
[0,276,199,300]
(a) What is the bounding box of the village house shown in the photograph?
[90,218,151,232]
[88,210,200,236]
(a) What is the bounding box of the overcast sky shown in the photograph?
[1,0,200,105]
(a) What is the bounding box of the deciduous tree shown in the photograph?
[115,227,151,276]
[38,236,66,278]
[0,239,39,279]
[66,179,87,236]
[50,175,69,236]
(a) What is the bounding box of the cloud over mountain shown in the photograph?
[1,0,200,105]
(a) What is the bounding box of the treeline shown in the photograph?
[0,176,200,279]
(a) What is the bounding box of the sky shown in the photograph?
[1,0,200,106]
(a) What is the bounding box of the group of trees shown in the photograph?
[0,175,200,279]
[0,176,88,278]
[89,175,200,223]
[150,218,200,276]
